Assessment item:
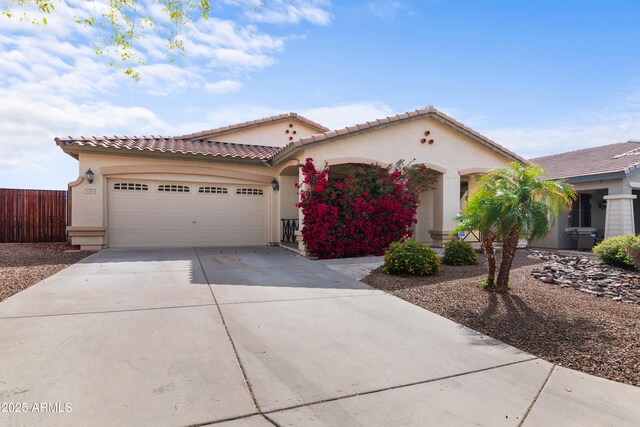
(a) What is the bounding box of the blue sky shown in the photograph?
[1,0,639,189]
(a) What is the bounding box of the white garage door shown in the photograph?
[107,179,268,247]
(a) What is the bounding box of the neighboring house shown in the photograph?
[531,140,640,250]
[56,106,526,251]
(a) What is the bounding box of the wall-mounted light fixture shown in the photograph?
[271,178,279,191]
[85,168,94,184]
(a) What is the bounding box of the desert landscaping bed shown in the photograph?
[363,250,640,387]
[0,243,93,301]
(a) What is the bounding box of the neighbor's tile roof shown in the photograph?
[176,112,329,139]
[531,140,640,180]
[270,106,528,164]
[55,136,279,160]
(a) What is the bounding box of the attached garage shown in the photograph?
[107,179,268,248]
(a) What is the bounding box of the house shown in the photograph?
[56,106,527,251]
[531,140,640,250]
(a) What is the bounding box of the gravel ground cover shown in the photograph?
[363,250,640,387]
[0,243,93,301]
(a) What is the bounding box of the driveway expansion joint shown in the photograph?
[216,292,383,306]
[0,302,219,320]
[194,247,276,425]
[261,357,540,416]
[517,363,555,427]
[186,412,262,426]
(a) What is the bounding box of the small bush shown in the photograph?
[443,238,477,266]
[477,278,511,290]
[624,238,640,269]
[384,238,440,276]
[593,234,637,269]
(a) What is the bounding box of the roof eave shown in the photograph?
[180,114,329,141]
[61,144,271,165]
[55,138,80,160]
[270,111,528,166]
[563,171,626,184]
[427,112,528,165]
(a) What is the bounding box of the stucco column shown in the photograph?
[429,173,460,246]
[604,194,637,238]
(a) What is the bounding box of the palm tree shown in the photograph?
[455,163,575,293]
[455,184,499,288]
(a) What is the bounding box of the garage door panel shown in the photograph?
[155,216,193,227]
[155,199,193,212]
[195,206,230,217]
[234,199,266,211]
[194,233,231,245]
[110,197,152,212]
[155,233,195,245]
[194,223,230,234]
[109,215,151,227]
[108,180,268,248]
[231,220,265,233]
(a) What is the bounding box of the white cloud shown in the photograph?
[0,88,168,189]
[485,97,640,159]
[203,105,284,128]
[245,0,333,25]
[302,102,394,130]
[204,79,243,93]
[172,101,395,137]
[185,19,284,71]
[0,0,327,189]
[366,1,409,21]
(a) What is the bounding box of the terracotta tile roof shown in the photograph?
[531,140,640,180]
[55,136,279,160]
[176,112,329,139]
[269,106,528,164]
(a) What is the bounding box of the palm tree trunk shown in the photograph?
[482,235,496,290]
[496,225,520,292]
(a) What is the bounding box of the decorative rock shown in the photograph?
[529,250,640,304]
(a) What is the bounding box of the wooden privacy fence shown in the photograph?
[0,189,67,243]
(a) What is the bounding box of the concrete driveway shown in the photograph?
[1,247,638,426]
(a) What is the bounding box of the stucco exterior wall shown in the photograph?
[279,175,299,219]
[205,120,322,147]
[295,116,515,244]
[415,190,435,243]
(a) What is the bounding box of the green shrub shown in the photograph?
[383,238,440,276]
[443,238,477,266]
[592,234,637,269]
[624,237,640,269]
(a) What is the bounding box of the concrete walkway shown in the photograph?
[0,247,638,426]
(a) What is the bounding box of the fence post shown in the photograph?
[17,190,22,243]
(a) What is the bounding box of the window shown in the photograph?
[460,181,469,201]
[198,186,228,194]
[158,184,190,193]
[236,188,264,196]
[113,183,148,191]
[569,193,592,227]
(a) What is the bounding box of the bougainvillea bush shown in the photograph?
[296,158,436,259]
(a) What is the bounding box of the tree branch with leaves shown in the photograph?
[1,0,263,79]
